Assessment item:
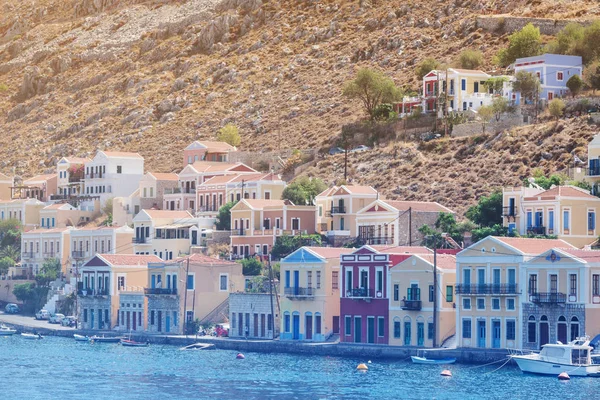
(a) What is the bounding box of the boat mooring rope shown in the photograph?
[464,358,507,370]
[485,357,512,374]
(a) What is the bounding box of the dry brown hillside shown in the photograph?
[0,0,599,213]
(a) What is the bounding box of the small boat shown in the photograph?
[21,333,43,340]
[411,356,456,364]
[90,335,121,343]
[0,325,17,336]
[180,342,215,350]
[73,334,90,342]
[120,339,149,347]
[511,336,600,377]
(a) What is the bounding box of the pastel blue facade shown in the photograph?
[511,54,582,105]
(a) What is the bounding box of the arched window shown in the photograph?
[527,315,536,343]
[403,316,412,346]
[393,317,401,339]
[283,312,290,333]
[570,316,580,341]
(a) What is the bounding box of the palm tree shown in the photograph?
[0,245,20,262]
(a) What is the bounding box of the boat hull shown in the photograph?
[0,330,16,336]
[90,336,121,343]
[411,356,456,365]
[74,334,89,342]
[512,356,600,377]
[121,339,148,347]
[21,333,42,340]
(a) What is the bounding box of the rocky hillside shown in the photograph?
[0,0,599,212]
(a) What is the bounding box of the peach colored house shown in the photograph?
[279,247,353,341]
[0,198,45,230]
[389,254,456,347]
[13,174,58,202]
[78,254,162,331]
[70,226,134,267]
[183,140,237,167]
[0,172,13,201]
[39,203,98,229]
[230,199,317,258]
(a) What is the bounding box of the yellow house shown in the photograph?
[39,203,98,229]
[78,254,162,331]
[455,236,573,350]
[422,68,492,113]
[0,173,13,201]
[0,198,45,230]
[502,185,600,248]
[279,247,353,341]
[389,254,456,347]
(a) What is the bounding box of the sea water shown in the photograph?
[1,335,597,399]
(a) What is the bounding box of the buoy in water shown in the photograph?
[441,370,452,377]
[558,372,570,381]
[356,363,369,371]
[236,353,245,359]
[367,360,372,364]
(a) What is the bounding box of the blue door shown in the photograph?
[293,314,300,340]
[294,271,299,295]
[354,317,362,343]
[417,322,424,346]
[527,211,532,228]
[166,315,171,333]
[492,320,501,348]
[478,320,486,348]
[151,275,156,289]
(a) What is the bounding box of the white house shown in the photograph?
[84,151,145,205]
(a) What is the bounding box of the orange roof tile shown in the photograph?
[196,140,236,151]
[23,227,71,234]
[99,254,162,265]
[63,157,91,164]
[177,253,240,265]
[42,203,72,210]
[148,172,179,181]
[305,247,354,259]
[142,209,193,219]
[370,245,432,254]
[201,175,241,185]
[523,186,600,201]
[101,151,143,159]
[413,254,456,270]
[24,174,57,183]
[316,186,339,198]
[382,200,454,214]
[492,237,575,254]
[243,199,286,209]
[335,185,377,196]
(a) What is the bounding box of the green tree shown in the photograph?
[478,105,494,134]
[548,98,566,120]
[215,201,236,230]
[13,282,48,314]
[281,177,327,205]
[482,77,509,95]
[471,224,509,242]
[465,190,503,227]
[495,23,542,66]
[490,97,511,122]
[102,198,113,226]
[271,234,322,260]
[36,258,62,287]
[415,58,440,80]
[584,61,600,94]
[0,245,20,263]
[217,123,241,147]
[545,22,585,55]
[240,257,263,276]
[343,68,403,120]
[566,75,584,98]
[525,170,566,190]
[512,71,541,104]
[457,49,483,70]
[418,212,467,248]
[0,256,13,275]
[581,21,600,65]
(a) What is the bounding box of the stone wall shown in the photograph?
[0,279,34,304]
[229,292,279,339]
[147,295,180,334]
[476,16,595,35]
[452,114,527,138]
[521,303,585,351]
[140,180,179,210]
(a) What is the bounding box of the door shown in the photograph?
[306,315,313,340]
[157,311,162,333]
[508,269,516,293]
[508,198,515,215]
[478,269,485,292]
[417,322,425,346]
[238,313,243,336]
[478,320,486,348]
[294,271,300,295]
[535,211,543,228]
[474,81,479,93]
[133,312,137,331]
[166,315,170,333]
[354,317,362,343]
[261,314,266,337]
[293,314,300,340]
[191,230,197,245]
[333,316,340,334]
[492,320,501,348]
[126,311,130,331]
[493,269,500,293]
[540,322,549,348]
[367,317,375,344]
[254,314,259,337]
[558,322,567,344]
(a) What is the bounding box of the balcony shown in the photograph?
[164,187,182,195]
[527,226,546,235]
[455,283,519,295]
[85,172,103,179]
[50,194,69,201]
[502,206,516,217]
[530,292,566,304]
[198,206,219,212]
[284,287,314,299]
[357,236,394,246]
[586,167,600,177]
[326,206,347,217]
[22,252,36,259]
[72,251,86,259]
[77,289,109,297]
[43,252,56,259]
[345,288,374,298]
[401,299,422,310]
[144,288,177,295]
[132,237,151,244]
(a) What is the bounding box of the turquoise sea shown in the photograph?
[1,335,598,399]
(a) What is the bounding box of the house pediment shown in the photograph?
[84,256,109,267]
[527,249,585,265]
[282,248,323,264]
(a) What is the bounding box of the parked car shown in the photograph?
[61,316,77,327]
[350,145,370,153]
[328,147,345,155]
[4,303,19,314]
[35,309,50,320]
[48,313,65,324]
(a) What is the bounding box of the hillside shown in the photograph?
[1,0,599,214]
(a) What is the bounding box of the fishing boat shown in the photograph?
[120,339,149,347]
[73,334,90,342]
[180,342,215,350]
[21,333,43,340]
[0,325,17,336]
[89,335,121,343]
[511,336,600,377]
[411,356,456,364]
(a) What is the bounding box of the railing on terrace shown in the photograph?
[284,287,314,298]
[455,284,519,295]
[77,289,109,297]
[502,206,516,217]
[144,288,177,295]
[22,252,35,259]
[72,251,86,259]
[132,237,149,244]
[530,292,566,304]
[154,234,190,240]
[527,226,546,235]
[345,288,374,298]
[43,252,56,259]
[401,299,422,310]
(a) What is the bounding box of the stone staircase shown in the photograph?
[199,298,229,325]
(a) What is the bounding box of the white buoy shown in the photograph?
[367,360,372,364]
[441,369,452,377]
[558,372,570,380]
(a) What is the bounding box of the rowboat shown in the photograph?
[180,343,215,350]
[74,334,90,342]
[411,356,456,364]
[0,325,17,336]
[90,335,121,343]
[21,333,43,340]
[120,339,149,347]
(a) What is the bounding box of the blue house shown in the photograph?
[510,54,582,105]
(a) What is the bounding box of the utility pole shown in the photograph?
[268,254,275,339]
[182,257,190,336]
[444,67,449,137]
[408,207,412,246]
[241,179,245,200]
[432,244,438,348]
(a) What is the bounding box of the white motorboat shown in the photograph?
[73,334,90,342]
[21,333,43,340]
[0,325,17,336]
[511,337,600,377]
[411,356,456,365]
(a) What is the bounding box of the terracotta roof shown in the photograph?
[201,175,241,185]
[228,173,282,183]
[196,140,236,151]
[492,237,575,254]
[337,185,377,195]
[23,227,71,234]
[148,172,179,181]
[243,199,286,209]
[305,247,354,259]
[555,248,600,263]
[413,254,456,270]
[63,157,91,164]
[177,253,239,265]
[190,161,244,173]
[369,245,432,254]
[101,151,144,159]
[142,209,193,219]
[42,203,71,210]
[382,200,454,214]
[524,186,599,201]
[316,186,339,198]
[24,174,57,183]
[99,254,162,265]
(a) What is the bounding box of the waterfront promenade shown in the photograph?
[0,312,509,364]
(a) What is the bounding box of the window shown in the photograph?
[528,274,537,294]
[394,321,401,338]
[117,165,122,174]
[285,271,290,288]
[463,298,471,310]
[589,211,596,231]
[428,323,434,340]
[563,210,570,231]
[332,271,338,290]
[316,271,321,289]
[506,320,516,341]
[220,274,228,291]
[284,313,290,333]
[404,322,411,345]
[345,316,351,336]
[376,270,383,293]
[307,271,312,288]
[378,317,385,337]
[477,298,485,310]
[549,210,554,231]
[318,206,322,217]
[117,276,125,291]
[506,298,515,311]
[143,188,147,198]
[187,274,194,290]
[446,286,453,302]
[570,274,577,296]
[492,298,500,310]
[151,310,155,325]
[550,274,558,293]
[462,319,471,339]
[83,309,88,323]
[393,284,399,301]
[557,71,564,81]
[594,275,600,296]
[527,316,536,343]
[292,218,300,230]
[429,285,434,302]
[461,79,466,91]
